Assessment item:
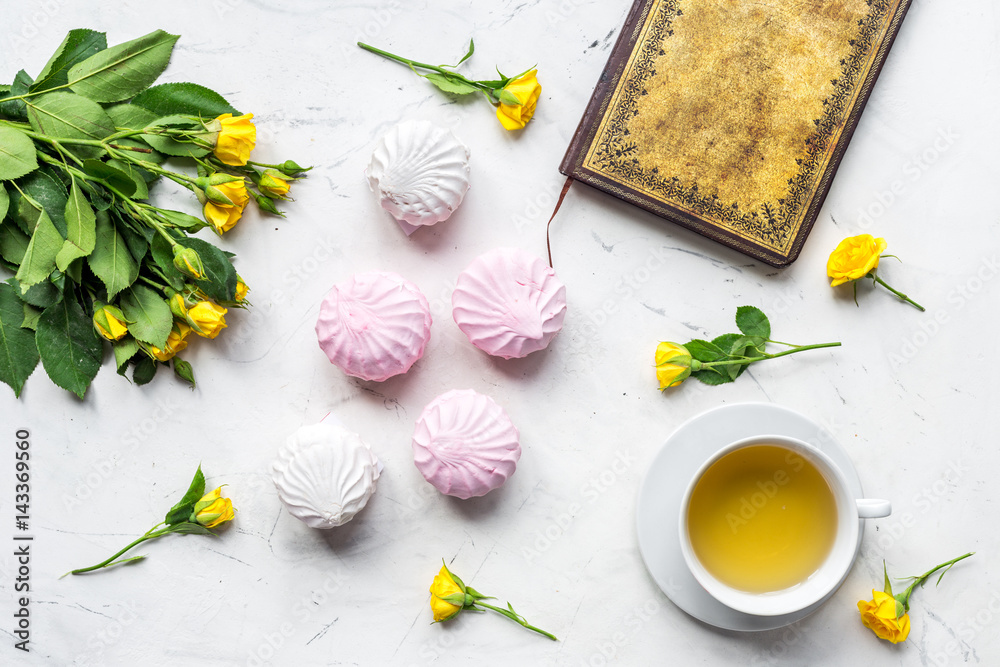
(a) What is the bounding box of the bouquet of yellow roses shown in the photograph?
[0,29,309,397]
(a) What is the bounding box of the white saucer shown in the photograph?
[636,402,865,632]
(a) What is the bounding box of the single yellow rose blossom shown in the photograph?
[149,322,191,362]
[234,277,249,303]
[429,565,465,622]
[187,300,228,339]
[828,234,924,310]
[496,69,542,131]
[259,169,291,198]
[213,113,256,166]
[92,304,128,341]
[203,180,250,234]
[191,487,235,529]
[858,553,973,644]
[655,342,694,389]
[426,560,557,640]
[858,590,911,644]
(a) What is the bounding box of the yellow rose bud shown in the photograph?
[827,234,887,287]
[203,179,250,234]
[213,113,256,166]
[173,246,206,280]
[235,277,249,303]
[149,322,191,362]
[858,590,911,644]
[191,486,235,529]
[429,565,465,622]
[496,69,541,131]
[92,304,128,341]
[655,342,693,389]
[259,169,290,198]
[188,300,228,339]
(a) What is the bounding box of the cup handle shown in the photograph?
[856,499,892,519]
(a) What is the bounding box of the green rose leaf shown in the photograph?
[149,234,185,291]
[685,339,727,363]
[179,237,237,302]
[710,333,742,355]
[36,295,102,398]
[156,209,206,231]
[0,183,8,220]
[170,523,214,536]
[80,159,137,198]
[106,159,149,199]
[7,277,62,309]
[456,38,475,66]
[87,211,138,299]
[423,72,479,95]
[131,356,157,385]
[67,29,180,103]
[0,71,33,121]
[55,182,97,272]
[31,29,108,93]
[131,82,239,118]
[140,129,211,158]
[735,306,771,339]
[25,92,116,160]
[164,465,206,525]
[0,283,40,397]
[0,126,39,181]
[21,303,42,331]
[691,368,734,386]
[112,336,139,372]
[14,210,63,292]
[104,102,160,130]
[118,284,171,348]
[20,169,69,236]
[0,225,30,266]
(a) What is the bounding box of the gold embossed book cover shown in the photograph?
[560,0,913,266]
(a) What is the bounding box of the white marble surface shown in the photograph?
[2,1,999,665]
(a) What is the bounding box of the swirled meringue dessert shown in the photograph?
[412,389,521,499]
[272,422,382,528]
[365,119,471,235]
[316,271,432,382]
[452,247,567,359]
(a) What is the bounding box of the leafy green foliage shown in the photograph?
[685,339,726,362]
[25,92,116,160]
[0,126,39,181]
[735,306,771,339]
[87,211,138,298]
[31,29,108,93]
[35,295,102,398]
[118,285,171,348]
[423,73,479,95]
[180,237,237,301]
[131,82,239,118]
[68,30,180,103]
[14,210,63,291]
[164,465,206,525]
[0,283,40,396]
[56,182,97,271]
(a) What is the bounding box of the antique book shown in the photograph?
[560,0,914,267]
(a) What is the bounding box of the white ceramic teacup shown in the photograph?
[678,434,891,616]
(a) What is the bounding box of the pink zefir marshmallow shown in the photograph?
[452,247,567,359]
[316,271,431,382]
[412,389,521,499]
